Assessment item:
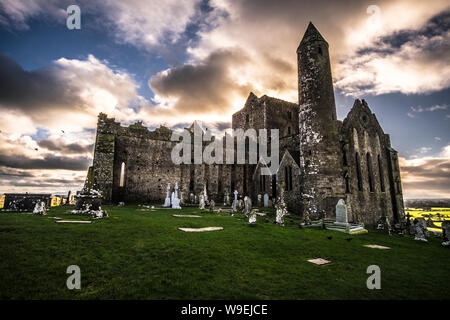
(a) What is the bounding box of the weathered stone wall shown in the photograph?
[342,99,404,225]
[87,23,404,225]
[92,113,118,202]
[277,151,302,214]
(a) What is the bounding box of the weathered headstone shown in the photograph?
[180,191,184,204]
[249,210,257,225]
[33,201,46,215]
[376,216,392,235]
[263,194,269,207]
[275,200,287,226]
[163,183,171,207]
[244,196,252,215]
[238,199,244,212]
[232,190,238,212]
[199,194,205,210]
[72,189,108,219]
[172,182,181,209]
[442,221,450,247]
[209,199,215,212]
[335,199,348,226]
[413,218,428,242]
[257,194,262,207]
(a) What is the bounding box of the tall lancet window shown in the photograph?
[119,162,126,187]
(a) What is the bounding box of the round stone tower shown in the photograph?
[297,22,345,219]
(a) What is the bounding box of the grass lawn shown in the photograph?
[0,205,449,300]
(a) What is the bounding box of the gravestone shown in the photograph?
[376,216,392,235]
[232,190,238,212]
[172,182,181,209]
[209,200,215,212]
[199,194,205,210]
[33,201,46,215]
[249,210,257,225]
[72,189,108,219]
[244,196,252,215]
[180,191,184,204]
[334,199,348,226]
[413,218,428,242]
[275,200,287,226]
[163,183,171,207]
[238,199,244,212]
[257,194,262,207]
[442,221,450,247]
[263,194,269,207]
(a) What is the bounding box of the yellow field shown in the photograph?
[405,207,450,232]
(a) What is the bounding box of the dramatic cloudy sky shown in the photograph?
[0,0,449,198]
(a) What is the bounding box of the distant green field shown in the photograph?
[0,206,449,300]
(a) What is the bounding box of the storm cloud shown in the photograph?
[150,49,252,115]
[0,53,79,111]
[0,154,91,171]
[37,139,94,154]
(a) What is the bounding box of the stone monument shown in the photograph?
[442,221,450,247]
[232,190,238,212]
[163,183,171,207]
[244,196,252,215]
[249,210,257,225]
[33,201,46,215]
[334,199,348,226]
[199,194,205,210]
[275,199,287,226]
[413,218,428,242]
[263,194,269,207]
[172,182,181,209]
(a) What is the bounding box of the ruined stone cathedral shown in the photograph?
[86,22,404,226]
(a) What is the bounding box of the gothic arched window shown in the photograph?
[378,154,385,192]
[355,152,363,191]
[119,162,126,187]
[366,152,374,192]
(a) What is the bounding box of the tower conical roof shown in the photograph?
[298,22,328,48]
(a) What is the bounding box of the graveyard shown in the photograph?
[0,204,449,300]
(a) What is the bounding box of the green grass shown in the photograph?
[0,205,449,300]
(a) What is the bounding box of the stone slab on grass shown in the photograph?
[364,244,391,249]
[56,220,92,224]
[173,215,201,218]
[178,227,223,232]
[307,258,332,266]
